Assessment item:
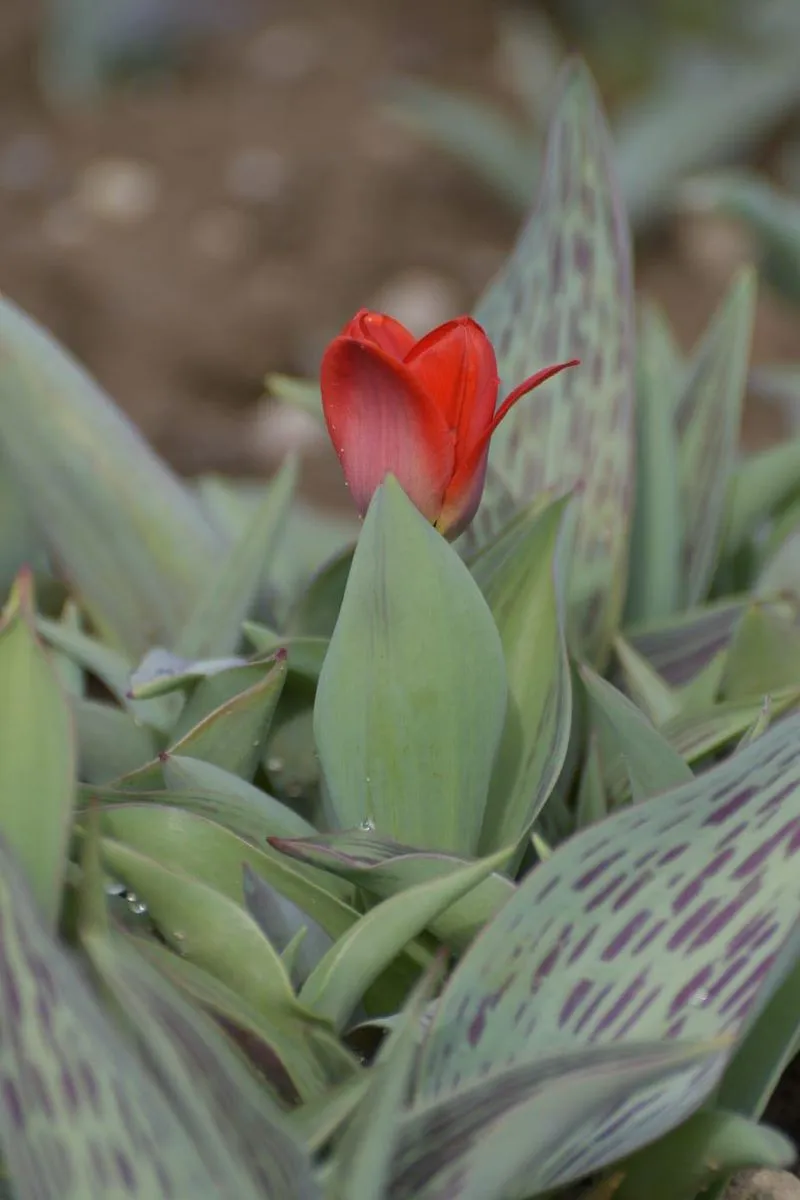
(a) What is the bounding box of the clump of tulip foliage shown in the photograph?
[1,55,800,1200]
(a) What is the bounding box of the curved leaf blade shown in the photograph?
[464,57,636,665]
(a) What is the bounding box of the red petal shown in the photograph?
[405,318,498,455]
[437,358,580,539]
[320,336,455,521]
[340,310,416,360]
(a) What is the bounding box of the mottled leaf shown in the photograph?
[0,294,221,659]
[0,572,75,927]
[393,1040,725,1200]
[77,815,322,1194]
[415,711,800,1181]
[314,478,508,855]
[0,835,263,1198]
[464,58,636,666]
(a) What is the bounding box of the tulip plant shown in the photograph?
[3,55,800,1200]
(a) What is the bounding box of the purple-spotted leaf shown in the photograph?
[414,711,800,1178]
[0,835,266,1198]
[462,58,636,666]
[0,295,222,660]
[392,1039,726,1199]
[269,830,515,954]
[626,599,745,688]
[676,268,756,606]
[77,816,322,1190]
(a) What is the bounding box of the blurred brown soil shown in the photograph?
[0,0,798,515]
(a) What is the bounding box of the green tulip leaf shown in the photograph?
[463,58,636,666]
[471,494,573,854]
[269,830,515,955]
[675,268,756,606]
[414,712,800,1183]
[0,294,221,659]
[625,302,683,624]
[176,455,298,660]
[0,572,75,927]
[0,834,266,1198]
[299,847,513,1029]
[314,478,508,855]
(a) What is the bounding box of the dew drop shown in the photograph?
[689,988,709,1007]
[359,818,375,832]
[267,757,285,774]
[124,892,148,916]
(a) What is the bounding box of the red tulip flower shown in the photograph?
[320,310,578,538]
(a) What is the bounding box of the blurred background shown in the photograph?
[5,0,800,509]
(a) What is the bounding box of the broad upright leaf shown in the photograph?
[414,711,800,1180]
[471,495,573,852]
[0,836,263,1199]
[625,302,682,623]
[73,698,158,783]
[0,572,74,927]
[314,479,508,855]
[675,268,757,606]
[464,58,636,665]
[0,295,221,659]
[176,456,297,660]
